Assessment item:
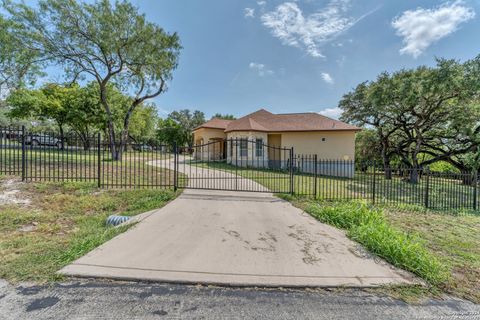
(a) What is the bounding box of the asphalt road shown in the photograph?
[1,279,479,320]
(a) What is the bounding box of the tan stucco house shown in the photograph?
[192,109,361,177]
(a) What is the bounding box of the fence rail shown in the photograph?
[0,127,478,212]
[0,126,176,189]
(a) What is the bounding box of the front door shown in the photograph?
[267,134,282,169]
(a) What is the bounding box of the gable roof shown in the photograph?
[193,109,361,133]
[193,118,233,131]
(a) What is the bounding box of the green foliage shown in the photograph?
[427,161,459,173]
[7,84,71,136]
[0,15,42,97]
[157,117,182,146]
[166,109,205,146]
[340,56,480,174]
[211,113,236,120]
[306,201,383,229]
[6,81,160,147]
[304,201,448,285]
[7,82,105,148]
[355,129,381,165]
[4,0,182,159]
[129,103,158,143]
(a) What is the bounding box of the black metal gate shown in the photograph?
[176,139,293,193]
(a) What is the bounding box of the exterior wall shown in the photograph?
[192,128,227,160]
[280,131,356,160]
[294,158,355,178]
[193,129,357,177]
[225,131,269,168]
[281,131,356,177]
[193,128,226,144]
[224,130,356,176]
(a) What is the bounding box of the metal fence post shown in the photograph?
[473,170,478,211]
[290,147,294,195]
[21,125,26,181]
[97,132,101,188]
[173,142,178,191]
[372,162,376,205]
[235,138,238,191]
[424,166,430,209]
[313,154,318,198]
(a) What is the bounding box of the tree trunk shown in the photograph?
[408,133,424,184]
[462,173,473,186]
[59,124,65,151]
[116,105,137,161]
[99,84,118,161]
[382,154,392,179]
[380,140,392,180]
[409,168,419,184]
[74,128,91,151]
[82,135,91,151]
[409,162,420,184]
[107,120,118,160]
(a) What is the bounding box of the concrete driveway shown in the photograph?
[60,160,415,287]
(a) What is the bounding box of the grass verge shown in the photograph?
[383,205,480,303]
[282,195,480,303]
[0,176,179,283]
[280,196,447,285]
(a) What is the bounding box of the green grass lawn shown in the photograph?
[0,176,180,283]
[194,160,477,212]
[383,206,480,303]
[1,146,177,187]
[282,196,480,303]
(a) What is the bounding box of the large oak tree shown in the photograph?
[340,56,480,183]
[4,0,181,160]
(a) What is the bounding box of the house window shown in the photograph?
[255,138,263,157]
[239,139,248,157]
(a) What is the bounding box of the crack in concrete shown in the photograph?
[223,228,277,252]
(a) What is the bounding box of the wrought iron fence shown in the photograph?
[176,139,293,193]
[292,155,479,211]
[0,127,478,212]
[0,126,176,189]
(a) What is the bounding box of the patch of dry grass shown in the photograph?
[283,195,480,303]
[0,176,179,283]
[384,207,480,303]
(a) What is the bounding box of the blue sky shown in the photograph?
[48,0,480,119]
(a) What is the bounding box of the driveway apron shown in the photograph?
[59,159,415,287]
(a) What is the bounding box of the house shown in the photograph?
[192,109,361,177]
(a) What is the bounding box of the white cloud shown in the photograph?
[249,62,275,76]
[319,107,342,119]
[257,1,266,7]
[392,1,475,58]
[336,55,346,67]
[244,7,255,18]
[321,72,334,84]
[260,0,359,58]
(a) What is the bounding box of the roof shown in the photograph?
[193,109,361,133]
[193,118,233,131]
